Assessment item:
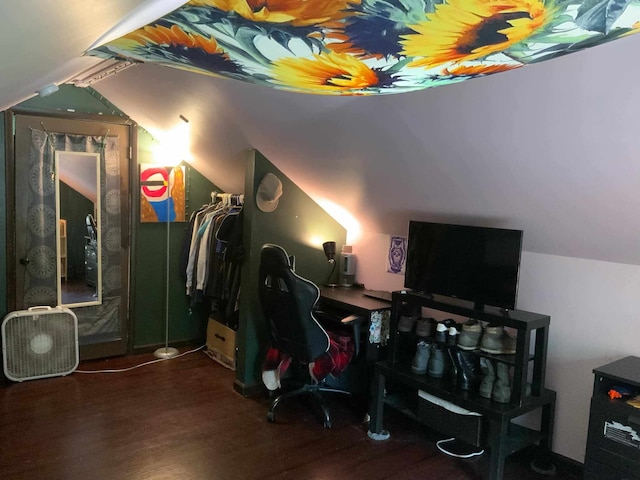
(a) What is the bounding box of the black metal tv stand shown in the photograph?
[368,290,556,480]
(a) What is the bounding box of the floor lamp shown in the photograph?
[154,166,179,359]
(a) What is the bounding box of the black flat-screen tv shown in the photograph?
[404,221,523,310]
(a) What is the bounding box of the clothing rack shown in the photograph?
[181,191,244,329]
[211,191,244,206]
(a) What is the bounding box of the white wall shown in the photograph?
[518,252,640,461]
[354,232,406,293]
[355,232,640,462]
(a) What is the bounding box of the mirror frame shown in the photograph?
[55,150,102,308]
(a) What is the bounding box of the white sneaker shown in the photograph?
[262,369,280,391]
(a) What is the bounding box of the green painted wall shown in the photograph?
[131,148,219,348]
[18,85,122,114]
[235,150,347,391]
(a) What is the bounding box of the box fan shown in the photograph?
[2,306,79,382]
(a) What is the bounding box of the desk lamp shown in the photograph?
[322,241,338,287]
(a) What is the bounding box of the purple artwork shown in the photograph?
[387,236,407,274]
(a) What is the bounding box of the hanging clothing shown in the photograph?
[181,194,244,329]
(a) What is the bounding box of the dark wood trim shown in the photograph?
[7,111,134,360]
[512,445,584,478]
[551,452,583,478]
[9,107,134,126]
[79,340,132,362]
[126,124,138,355]
[233,378,265,397]
[4,110,16,313]
[121,122,136,355]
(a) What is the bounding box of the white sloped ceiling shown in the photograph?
[0,0,161,111]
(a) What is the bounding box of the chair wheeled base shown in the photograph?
[267,383,351,428]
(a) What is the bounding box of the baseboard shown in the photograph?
[550,451,583,478]
[233,378,264,397]
[512,445,583,478]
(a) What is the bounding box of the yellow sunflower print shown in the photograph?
[402,0,554,69]
[114,24,222,55]
[622,20,640,36]
[188,0,360,27]
[444,63,521,76]
[271,51,378,93]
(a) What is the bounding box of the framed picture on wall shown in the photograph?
[139,164,185,223]
[387,235,407,274]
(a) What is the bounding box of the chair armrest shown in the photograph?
[340,314,366,358]
[314,310,366,358]
[314,310,363,327]
[340,314,363,325]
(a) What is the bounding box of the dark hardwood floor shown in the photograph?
[0,350,580,479]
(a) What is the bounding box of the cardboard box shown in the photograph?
[206,318,236,370]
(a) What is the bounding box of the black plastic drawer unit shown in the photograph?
[584,357,640,480]
[583,458,640,480]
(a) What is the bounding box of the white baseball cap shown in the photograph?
[256,173,283,213]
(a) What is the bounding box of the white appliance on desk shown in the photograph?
[339,245,356,287]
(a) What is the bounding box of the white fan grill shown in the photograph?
[2,307,79,382]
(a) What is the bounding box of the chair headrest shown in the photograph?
[261,244,294,270]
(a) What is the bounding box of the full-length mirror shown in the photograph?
[55,151,102,307]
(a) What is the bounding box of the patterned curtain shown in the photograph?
[24,129,124,341]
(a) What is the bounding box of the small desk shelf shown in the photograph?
[319,287,391,362]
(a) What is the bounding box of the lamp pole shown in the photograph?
[154,166,179,359]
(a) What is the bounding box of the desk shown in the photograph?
[319,287,392,362]
[320,287,392,314]
[318,287,392,408]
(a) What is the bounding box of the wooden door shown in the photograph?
[6,111,134,360]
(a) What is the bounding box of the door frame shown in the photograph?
[4,108,138,360]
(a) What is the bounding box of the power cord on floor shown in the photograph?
[74,344,206,374]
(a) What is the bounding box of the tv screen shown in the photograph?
[404,221,523,310]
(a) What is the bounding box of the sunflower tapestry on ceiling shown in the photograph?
[89,0,640,96]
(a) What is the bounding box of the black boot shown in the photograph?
[453,350,483,391]
[479,358,495,399]
[446,347,458,386]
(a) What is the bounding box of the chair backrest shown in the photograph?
[258,244,330,364]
